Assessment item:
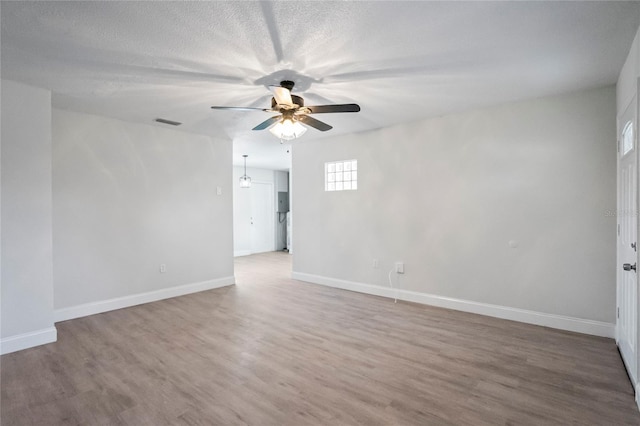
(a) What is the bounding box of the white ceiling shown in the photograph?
[2,1,639,170]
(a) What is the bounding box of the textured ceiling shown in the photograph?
[2,1,640,170]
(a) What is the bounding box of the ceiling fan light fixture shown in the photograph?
[269,118,307,141]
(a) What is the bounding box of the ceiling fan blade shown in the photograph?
[269,85,293,107]
[298,115,333,131]
[211,106,270,112]
[252,116,282,131]
[306,104,361,114]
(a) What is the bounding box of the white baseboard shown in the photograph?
[292,272,615,338]
[234,250,251,257]
[54,276,236,323]
[1,326,57,355]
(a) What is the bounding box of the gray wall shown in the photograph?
[1,80,56,353]
[293,86,616,324]
[52,110,233,313]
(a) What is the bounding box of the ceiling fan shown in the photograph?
[211,80,360,140]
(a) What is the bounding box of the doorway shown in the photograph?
[617,94,638,388]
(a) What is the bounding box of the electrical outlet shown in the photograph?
[373,259,380,269]
[216,186,222,196]
[160,264,167,273]
[395,262,404,274]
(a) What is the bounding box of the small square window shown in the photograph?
[325,159,358,191]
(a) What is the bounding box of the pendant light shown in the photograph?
[240,155,251,188]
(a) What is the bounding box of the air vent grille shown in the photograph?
[154,118,182,126]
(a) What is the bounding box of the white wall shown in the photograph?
[52,110,234,320]
[1,80,57,354]
[232,166,288,256]
[293,86,616,336]
[618,27,639,114]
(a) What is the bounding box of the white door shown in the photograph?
[617,95,638,385]
[250,182,275,254]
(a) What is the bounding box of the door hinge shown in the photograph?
[618,224,621,236]
[618,307,620,318]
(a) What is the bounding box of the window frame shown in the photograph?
[325,159,358,192]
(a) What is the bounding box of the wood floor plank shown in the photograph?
[2,251,639,425]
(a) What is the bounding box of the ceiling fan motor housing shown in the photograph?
[271,94,304,109]
[280,80,295,91]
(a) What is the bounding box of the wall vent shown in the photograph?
[154,118,182,126]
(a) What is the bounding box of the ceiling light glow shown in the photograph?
[269,118,307,140]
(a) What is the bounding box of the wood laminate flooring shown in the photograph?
[2,251,639,425]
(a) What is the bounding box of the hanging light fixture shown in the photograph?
[240,154,251,188]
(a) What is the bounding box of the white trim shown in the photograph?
[54,276,236,323]
[234,250,252,257]
[292,272,615,338]
[1,326,57,355]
